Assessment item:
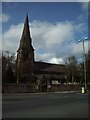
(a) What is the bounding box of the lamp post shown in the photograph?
[79,37,88,91]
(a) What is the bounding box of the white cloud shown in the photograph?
[0,13,10,23]
[43,21,74,48]
[67,41,88,57]
[80,2,88,12]
[76,2,88,27]
[49,57,64,64]
[35,52,53,62]
[31,20,75,51]
[2,23,23,51]
[79,2,88,21]
[2,20,88,64]
[35,52,64,64]
[74,23,86,32]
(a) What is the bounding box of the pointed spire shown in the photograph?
[18,14,34,51]
[24,14,29,30]
[22,14,31,41]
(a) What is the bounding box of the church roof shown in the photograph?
[34,61,67,74]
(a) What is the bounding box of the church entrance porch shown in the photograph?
[42,80,47,92]
[37,75,49,92]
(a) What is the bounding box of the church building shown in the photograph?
[16,15,67,91]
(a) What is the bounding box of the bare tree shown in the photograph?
[65,56,79,84]
[2,51,16,84]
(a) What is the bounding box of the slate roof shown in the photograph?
[34,61,67,74]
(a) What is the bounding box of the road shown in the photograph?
[2,92,88,118]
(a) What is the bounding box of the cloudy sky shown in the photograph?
[2,2,88,64]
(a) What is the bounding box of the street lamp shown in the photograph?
[78,37,88,91]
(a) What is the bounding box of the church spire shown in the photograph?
[16,14,35,82]
[18,14,33,51]
[22,14,31,40]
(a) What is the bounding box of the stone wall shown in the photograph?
[49,84,81,92]
[2,84,37,93]
[2,84,82,93]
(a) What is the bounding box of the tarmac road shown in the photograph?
[2,92,89,118]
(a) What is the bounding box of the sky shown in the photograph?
[1,2,88,64]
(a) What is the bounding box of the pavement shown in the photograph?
[2,90,81,95]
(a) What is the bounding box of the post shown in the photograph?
[17,78,19,85]
[82,40,87,91]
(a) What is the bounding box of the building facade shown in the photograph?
[16,15,67,91]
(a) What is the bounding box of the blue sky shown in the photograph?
[2,2,88,64]
[2,2,87,31]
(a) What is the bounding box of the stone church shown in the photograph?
[16,15,67,91]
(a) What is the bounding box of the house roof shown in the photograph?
[34,61,67,74]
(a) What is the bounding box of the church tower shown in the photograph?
[16,15,34,83]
